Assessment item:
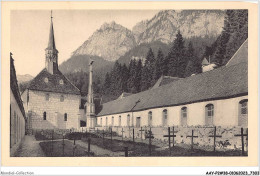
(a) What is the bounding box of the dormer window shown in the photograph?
[44,77,48,83]
[59,79,64,85]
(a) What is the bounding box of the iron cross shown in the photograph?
[208,126,222,152]
[139,127,145,141]
[163,127,176,155]
[234,127,248,156]
[146,127,154,156]
[187,129,198,151]
[121,128,125,141]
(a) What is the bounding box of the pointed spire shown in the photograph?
[46,10,56,50]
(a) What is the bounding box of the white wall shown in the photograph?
[97,95,248,128]
[10,89,26,155]
[22,89,81,130]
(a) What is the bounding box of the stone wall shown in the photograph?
[22,89,81,130]
[95,126,248,151]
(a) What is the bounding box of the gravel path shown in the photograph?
[14,135,45,157]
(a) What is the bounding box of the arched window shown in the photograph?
[239,99,248,126]
[100,118,103,126]
[118,116,121,127]
[205,104,214,125]
[45,93,49,101]
[148,111,152,126]
[106,117,108,127]
[111,116,114,126]
[64,113,67,121]
[127,114,130,126]
[60,95,64,102]
[181,107,187,126]
[43,112,46,120]
[162,109,168,126]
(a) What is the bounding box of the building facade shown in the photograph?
[97,39,248,128]
[10,54,26,156]
[21,14,81,131]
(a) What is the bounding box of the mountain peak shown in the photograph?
[100,21,125,30]
[133,10,225,44]
[72,21,136,61]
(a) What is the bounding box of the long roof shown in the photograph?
[10,54,26,118]
[26,69,81,95]
[98,40,248,117]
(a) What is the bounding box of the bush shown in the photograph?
[67,132,83,140]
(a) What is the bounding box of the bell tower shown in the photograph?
[45,11,59,74]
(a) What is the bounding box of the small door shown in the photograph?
[136,117,141,127]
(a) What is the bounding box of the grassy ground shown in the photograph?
[38,131,246,157]
[81,137,158,152]
[130,143,245,157]
[39,140,93,157]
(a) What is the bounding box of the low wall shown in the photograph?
[95,126,248,151]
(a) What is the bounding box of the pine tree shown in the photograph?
[167,31,186,77]
[223,10,248,64]
[141,48,155,91]
[121,64,129,92]
[127,59,136,92]
[211,10,248,65]
[162,55,169,76]
[184,42,196,77]
[153,48,164,81]
[110,61,122,96]
[135,59,143,92]
[103,72,111,94]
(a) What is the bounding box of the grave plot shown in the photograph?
[81,134,158,153]
[39,140,92,157]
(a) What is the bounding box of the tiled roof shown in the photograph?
[27,69,80,95]
[97,40,248,117]
[10,55,26,118]
[226,39,248,67]
[202,58,210,65]
[152,76,181,89]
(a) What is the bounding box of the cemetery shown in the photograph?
[37,126,248,157]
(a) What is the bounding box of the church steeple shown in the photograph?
[45,10,59,74]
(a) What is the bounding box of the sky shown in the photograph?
[11,10,160,76]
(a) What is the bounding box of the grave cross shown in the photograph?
[121,128,125,141]
[110,128,113,141]
[133,128,135,143]
[87,138,91,156]
[62,133,65,156]
[146,127,154,156]
[187,129,198,151]
[208,126,222,152]
[73,135,77,157]
[171,126,178,147]
[234,127,248,156]
[110,128,113,149]
[139,127,145,141]
[102,130,106,145]
[129,126,131,137]
[163,127,176,155]
[51,130,54,156]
